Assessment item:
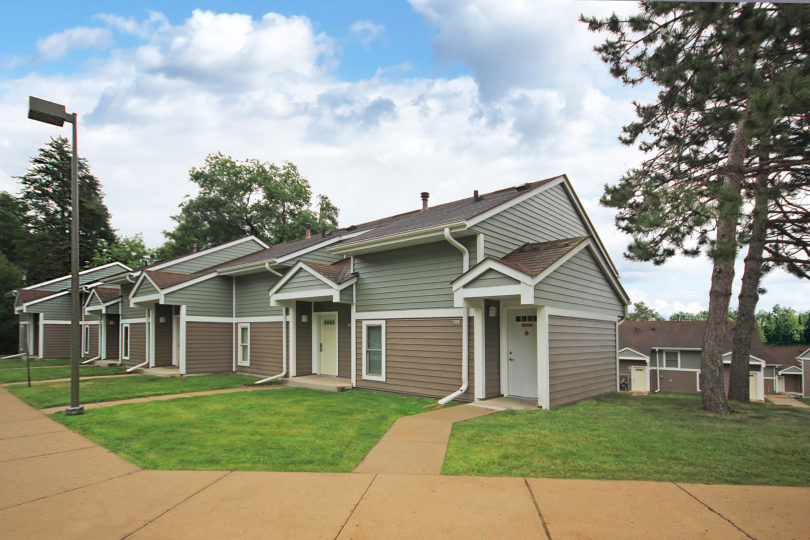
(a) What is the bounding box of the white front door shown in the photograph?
[631,366,646,391]
[318,313,338,376]
[749,372,759,400]
[507,310,538,398]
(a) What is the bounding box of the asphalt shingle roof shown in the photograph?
[619,320,765,358]
[498,237,589,277]
[17,289,60,304]
[301,259,353,284]
[761,345,806,369]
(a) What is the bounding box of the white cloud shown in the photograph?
[2,4,809,315]
[349,20,385,47]
[34,26,113,62]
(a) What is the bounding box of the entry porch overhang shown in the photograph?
[452,237,593,308]
[269,260,356,306]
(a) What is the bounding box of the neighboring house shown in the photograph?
[618,320,766,400]
[92,175,630,408]
[760,345,807,397]
[13,262,132,358]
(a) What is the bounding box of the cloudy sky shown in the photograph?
[1,0,808,316]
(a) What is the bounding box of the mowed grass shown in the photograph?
[8,374,260,409]
[0,358,70,369]
[443,393,810,486]
[800,398,810,406]
[56,388,432,472]
[0,364,127,384]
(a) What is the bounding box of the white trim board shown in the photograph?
[355,308,465,320]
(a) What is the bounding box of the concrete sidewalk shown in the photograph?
[354,403,496,474]
[1,387,808,539]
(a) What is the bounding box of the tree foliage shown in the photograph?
[756,305,806,345]
[626,301,664,321]
[584,2,810,411]
[16,137,115,283]
[0,254,23,354]
[91,234,154,270]
[157,153,339,259]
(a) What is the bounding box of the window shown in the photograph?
[664,351,678,368]
[237,323,250,366]
[122,324,130,360]
[660,350,701,370]
[82,325,90,354]
[362,320,386,381]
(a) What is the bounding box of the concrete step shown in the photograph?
[139,367,182,378]
[286,375,351,392]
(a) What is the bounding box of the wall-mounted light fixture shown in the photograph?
[159,316,166,324]
[109,319,116,325]
[301,314,309,323]
[488,305,498,318]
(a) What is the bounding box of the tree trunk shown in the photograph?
[728,166,769,401]
[701,118,749,414]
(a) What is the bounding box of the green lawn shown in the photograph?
[55,388,432,472]
[443,393,810,486]
[0,365,128,384]
[800,398,810,406]
[0,358,69,369]
[8,374,260,408]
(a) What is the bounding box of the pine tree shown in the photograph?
[582,3,810,413]
[17,137,115,283]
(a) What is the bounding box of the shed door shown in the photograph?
[749,372,759,400]
[319,314,338,376]
[631,366,646,391]
[507,310,538,398]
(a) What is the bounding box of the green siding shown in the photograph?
[535,248,624,317]
[120,284,146,320]
[466,269,519,289]
[278,270,328,294]
[354,238,474,312]
[235,273,282,317]
[133,278,158,297]
[160,239,265,274]
[86,293,104,308]
[340,284,353,304]
[164,277,234,317]
[106,302,120,315]
[287,246,344,265]
[27,294,71,319]
[472,183,588,259]
[680,351,702,369]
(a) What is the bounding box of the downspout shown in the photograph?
[126,359,148,372]
[438,227,470,405]
[81,354,101,365]
[255,305,287,384]
[264,262,282,277]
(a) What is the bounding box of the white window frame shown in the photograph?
[664,350,680,369]
[82,325,90,354]
[122,323,131,360]
[237,323,250,367]
[361,320,386,382]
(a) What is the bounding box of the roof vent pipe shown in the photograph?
[473,190,480,201]
[421,192,430,210]
[305,223,312,239]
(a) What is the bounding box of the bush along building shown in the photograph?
[86,175,630,408]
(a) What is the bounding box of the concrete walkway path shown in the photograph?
[354,404,498,474]
[39,384,281,415]
[766,395,810,409]
[1,387,809,539]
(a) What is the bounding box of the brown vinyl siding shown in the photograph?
[42,324,70,358]
[484,300,501,398]
[185,322,233,374]
[548,316,616,408]
[355,318,474,401]
[237,321,288,377]
[783,374,801,394]
[295,301,313,376]
[153,305,174,367]
[765,378,775,394]
[106,315,119,359]
[654,369,699,393]
[82,325,99,359]
[125,323,147,367]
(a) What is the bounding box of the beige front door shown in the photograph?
[749,372,759,400]
[631,366,646,391]
[318,313,338,376]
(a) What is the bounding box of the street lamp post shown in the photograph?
[28,96,84,416]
